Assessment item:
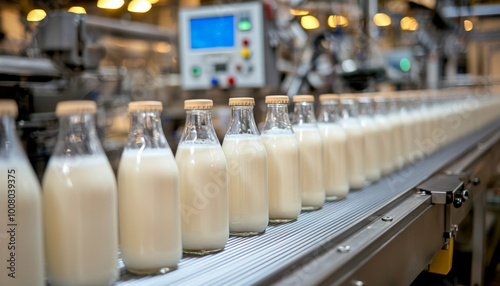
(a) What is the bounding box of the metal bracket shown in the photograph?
[417,174,468,245]
[417,174,466,206]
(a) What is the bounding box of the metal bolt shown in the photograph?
[352,281,364,286]
[473,178,480,185]
[382,216,393,222]
[337,245,351,253]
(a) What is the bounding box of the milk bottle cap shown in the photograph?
[128,101,163,113]
[56,100,97,116]
[184,99,213,110]
[319,94,339,101]
[229,97,255,106]
[339,93,359,101]
[0,99,18,116]
[265,95,289,104]
[293,95,314,102]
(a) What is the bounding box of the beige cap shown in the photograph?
[265,95,289,104]
[0,100,18,117]
[339,93,359,100]
[184,99,213,110]
[293,95,314,102]
[128,101,163,113]
[56,101,97,116]
[229,97,255,106]
[319,94,339,101]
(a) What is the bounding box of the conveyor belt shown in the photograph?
[116,121,500,286]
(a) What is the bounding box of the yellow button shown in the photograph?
[241,48,251,58]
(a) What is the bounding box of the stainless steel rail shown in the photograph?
[116,120,500,286]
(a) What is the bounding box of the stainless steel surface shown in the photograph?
[0,56,60,79]
[114,120,500,285]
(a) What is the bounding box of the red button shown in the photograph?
[228,77,235,85]
[242,39,250,46]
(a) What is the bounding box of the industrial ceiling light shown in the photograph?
[68,6,87,14]
[328,15,348,28]
[147,0,160,4]
[97,0,124,9]
[27,9,46,22]
[373,13,391,27]
[290,8,309,16]
[400,16,418,31]
[301,15,320,30]
[464,20,473,31]
[128,0,152,13]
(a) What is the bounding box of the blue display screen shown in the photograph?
[190,15,234,49]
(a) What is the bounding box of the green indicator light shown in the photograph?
[400,58,411,72]
[192,67,201,76]
[238,20,252,31]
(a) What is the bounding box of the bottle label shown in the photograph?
[4,168,17,279]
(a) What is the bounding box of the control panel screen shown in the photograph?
[190,15,235,49]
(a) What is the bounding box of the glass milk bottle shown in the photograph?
[222,97,268,236]
[291,95,325,210]
[42,101,118,286]
[176,99,228,254]
[339,95,366,190]
[373,95,395,176]
[357,95,382,183]
[318,94,349,200]
[0,100,45,286]
[261,96,301,222]
[396,93,416,164]
[118,101,181,274]
[385,93,405,169]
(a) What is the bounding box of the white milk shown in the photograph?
[373,114,395,176]
[0,160,44,286]
[358,116,382,182]
[341,120,366,190]
[175,144,229,253]
[400,111,415,164]
[261,133,301,222]
[386,112,405,169]
[43,156,118,286]
[293,126,325,209]
[318,123,349,200]
[222,135,268,235]
[118,149,182,273]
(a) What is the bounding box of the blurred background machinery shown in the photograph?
[1,2,500,283]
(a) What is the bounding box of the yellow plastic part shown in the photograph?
[428,237,454,275]
[241,48,251,58]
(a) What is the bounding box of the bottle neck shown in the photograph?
[53,113,104,157]
[226,105,260,136]
[262,103,293,133]
[292,102,317,125]
[0,115,23,158]
[374,100,388,115]
[318,101,340,123]
[180,109,219,145]
[358,100,375,116]
[340,100,359,119]
[126,111,168,149]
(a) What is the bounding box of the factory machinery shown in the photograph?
[1,1,500,285]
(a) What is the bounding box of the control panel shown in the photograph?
[179,2,271,90]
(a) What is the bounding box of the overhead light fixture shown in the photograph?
[147,0,160,4]
[301,15,320,30]
[27,9,46,22]
[290,8,309,16]
[373,13,391,27]
[128,0,152,13]
[464,20,473,31]
[97,0,124,9]
[328,15,348,28]
[68,6,87,14]
[400,16,418,31]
